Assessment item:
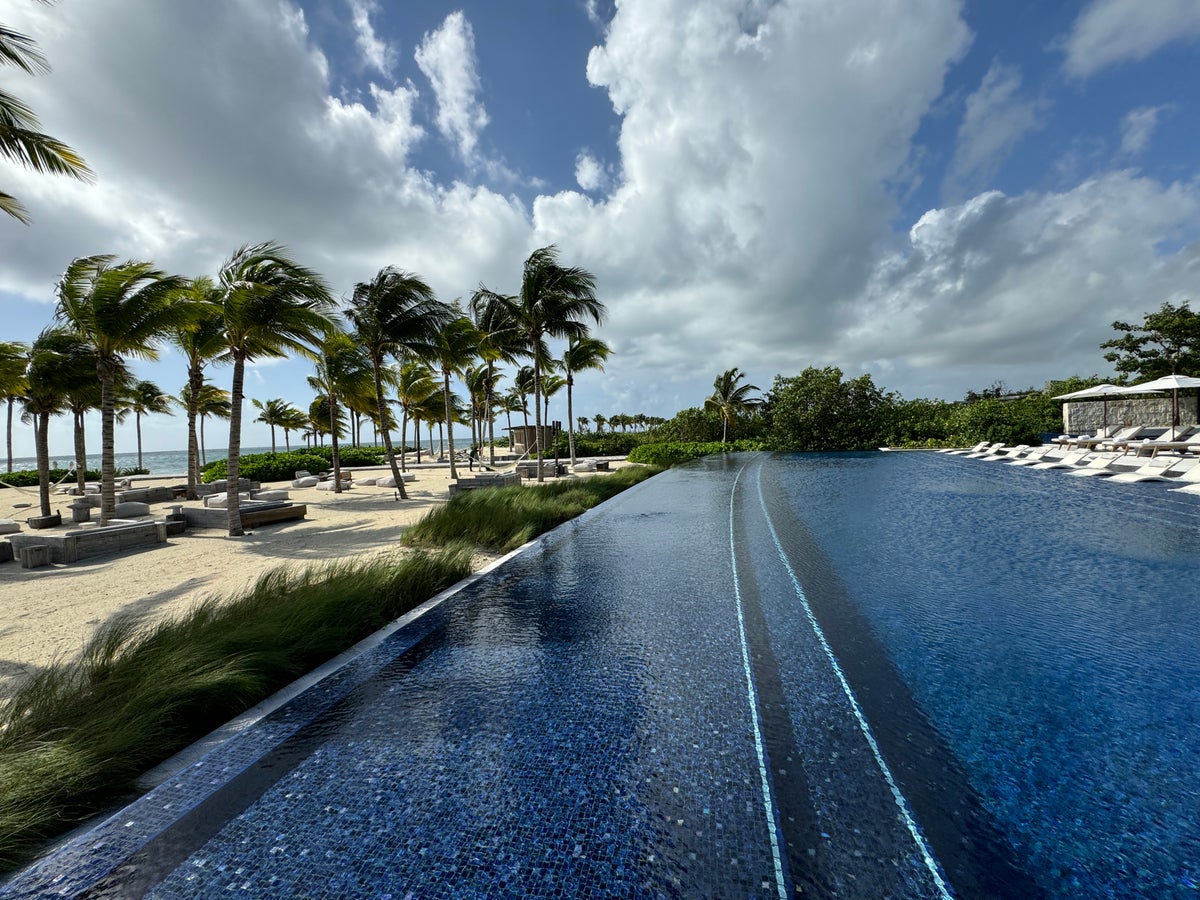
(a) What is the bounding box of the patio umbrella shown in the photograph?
[1052,383,1160,432]
[1125,374,1200,426]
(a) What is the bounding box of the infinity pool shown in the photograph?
[3,452,1198,897]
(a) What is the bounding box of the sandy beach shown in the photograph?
[0,460,618,696]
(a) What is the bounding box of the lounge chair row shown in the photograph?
[944,428,1200,494]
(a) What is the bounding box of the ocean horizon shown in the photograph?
[6,439,459,476]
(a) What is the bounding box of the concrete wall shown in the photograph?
[1062,396,1198,433]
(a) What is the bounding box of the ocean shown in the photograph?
[7,440,456,476]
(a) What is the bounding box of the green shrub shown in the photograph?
[404,465,657,552]
[550,430,644,457]
[0,468,145,489]
[627,440,764,467]
[203,450,329,483]
[0,548,472,872]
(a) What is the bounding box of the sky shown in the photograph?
[3,0,1200,459]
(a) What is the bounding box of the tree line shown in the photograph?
[0,243,611,535]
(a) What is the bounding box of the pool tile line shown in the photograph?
[727,462,789,900]
[751,460,956,900]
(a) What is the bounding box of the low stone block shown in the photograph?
[19,544,50,569]
[113,501,151,518]
[0,541,12,563]
[0,519,20,535]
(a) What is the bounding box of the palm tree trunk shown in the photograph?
[400,409,409,473]
[6,399,13,472]
[36,412,52,517]
[226,355,246,537]
[443,369,458,480]
[200,414,207,466]
[284,429,291,452]
[136,412,144,471]
[330,397,342,494]
[270,425,277,454]
[426,419,434,465]
[99,369,117,526]
[533,355,544,482]
[186,370,201,500]
[567,373,576,466]
[74,410,87,494]
[376,366,408,499]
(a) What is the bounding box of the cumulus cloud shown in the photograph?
[1118,105,1170,158]
[574,151,611,193]
[1063,0,1200,79]
[849,171,1200,389]
[943,62,1042,201]
[414,11,490,163]
[347,0,396,78]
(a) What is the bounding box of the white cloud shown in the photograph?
[944,62,1042,201]
[849,172,1200,385]
[574,151,610,192]
[414,11,490,163]
[347,0,396,78]
[1063,0,1200,78]
[1118,105,1170,158]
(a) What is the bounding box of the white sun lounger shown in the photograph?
[1106,457,1197,484]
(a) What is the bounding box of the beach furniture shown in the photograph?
[1006,446,1058,466]
[945,441,991,455]
[1029,449,1092,470]
[963,442,1005,458]
[1067,454,1131,477]
[1106,457,1197,484]
[1168,464,1200,494]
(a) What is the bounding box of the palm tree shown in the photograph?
[396,360,438,470]
[706,367,760,444]
[1,4,93,223]
[0,341,29,472]
[593,413,606,433]
[540,373,566,445]
[278,404,307,452]
[513,365,534,449]
[54,255,190,524]
[21,328,91,516]
[345,267,449,499]
[127,379,172,470]
[429,313,480,480]
[308,331,372,492]
[562,336,611,465]
[214,242,334,536]
[180,380,231,467]
[510,246,605,481]
[469,288,523,464]
[251,397,291,454]
[171,277,225,499]
[577,415,589,434]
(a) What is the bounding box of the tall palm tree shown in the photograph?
[21,327,91,516]
[429,314,480,480]
[396,360,438,471]
[1,3,93,223]
[469,288,523,464]
[180,380,231,467]
[54,256,189,524]
[251,397,291,454]
[308,331,372,492]
[278,404,307,452]
[593,413,606,433]
[171,277,225,499]
[562,336,611,465]
[345,267,449,499]
[510,246,604,481]
[126,379,172,470]
[64,369,103,493]
[706,367,760,444]
[0,341,29,472]
[214,241,334,536]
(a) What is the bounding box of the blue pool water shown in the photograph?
[3,451,1198,897]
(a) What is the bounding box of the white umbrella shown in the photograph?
[1052,383,1161,432]
[1126,375,1200,426]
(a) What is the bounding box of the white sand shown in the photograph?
[0,460,626,695]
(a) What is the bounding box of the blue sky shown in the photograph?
[3,0,1200,458]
